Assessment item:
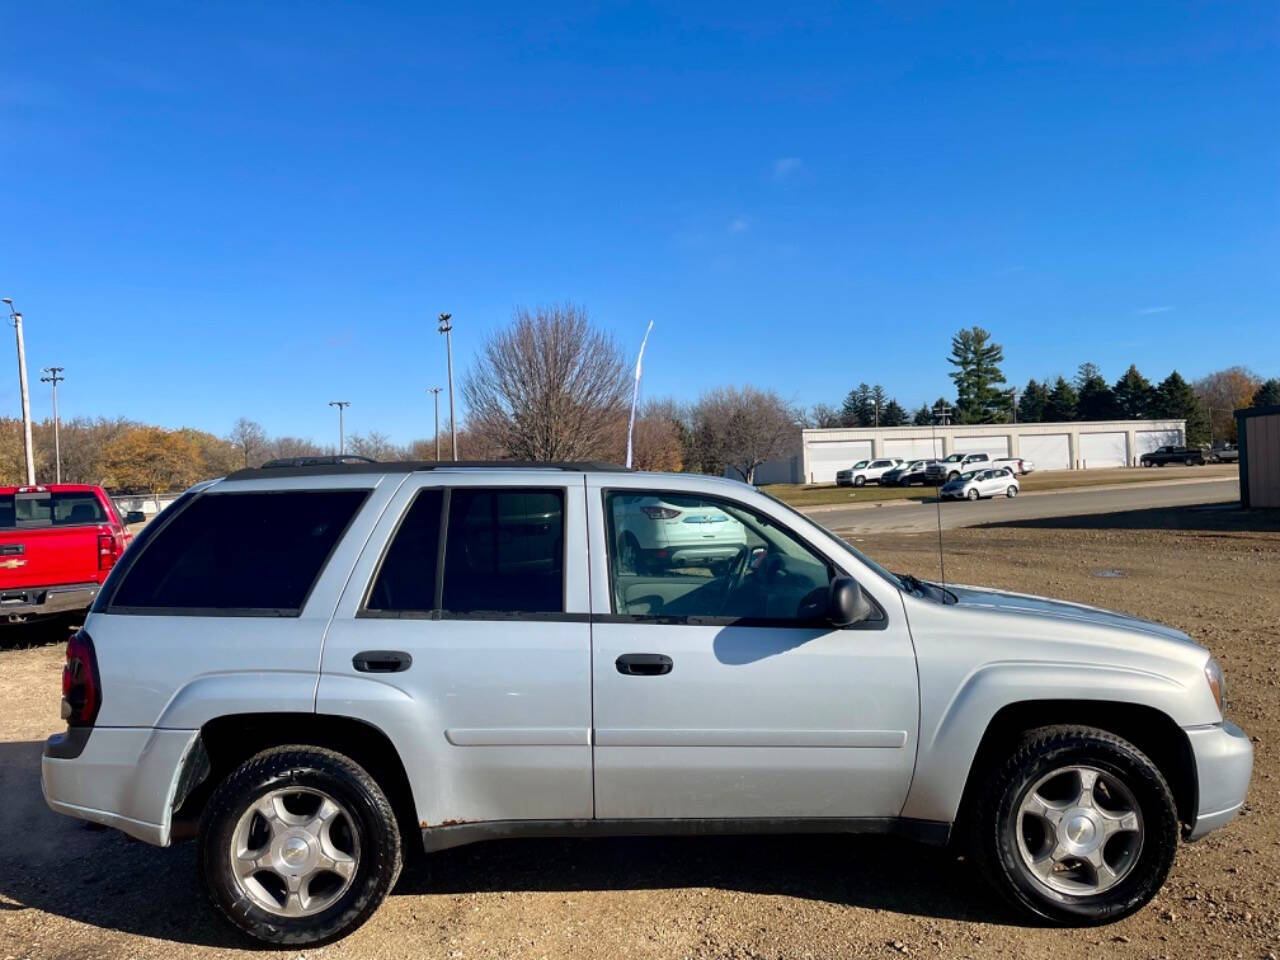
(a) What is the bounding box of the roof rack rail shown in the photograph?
[261,455,377,468]
[225,459,629,481]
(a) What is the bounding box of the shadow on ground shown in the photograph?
[980,503,1280,533]
[1,738,1019,949]
[0,615,80,651]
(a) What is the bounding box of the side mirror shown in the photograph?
[125,511,147,524]
[828,576,875,627]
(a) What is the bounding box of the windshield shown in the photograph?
[851,460,869,469]
[943,454,964,462]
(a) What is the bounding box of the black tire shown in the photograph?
[970,725,1178,926]
[198,745,402,945]
[853,475,866,487]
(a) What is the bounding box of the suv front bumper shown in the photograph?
[41,725,198,846]
[1184,720,1253,840]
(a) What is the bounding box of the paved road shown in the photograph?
[803,477,1240,535]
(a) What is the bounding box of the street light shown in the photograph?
[427,387,442,461]
[328,401,351,454]
[40,366,65,483]
[437,313,457,460]
[2,298,35,485]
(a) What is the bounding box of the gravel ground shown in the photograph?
[1,504,1277,960]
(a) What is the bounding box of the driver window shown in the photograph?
[605,491,835,624]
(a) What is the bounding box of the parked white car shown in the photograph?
[940,466,1021,500]
[835,457,902,487]
[611,492,747,572]
[41,461,1251,944]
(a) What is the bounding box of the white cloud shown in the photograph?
[772,157,802,179]
[1137,305,1174,315]
[728,216,750,234]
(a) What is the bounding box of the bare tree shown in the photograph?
[270,436,326,461]
[462,303,629,461]
[347,431,403,461]
[228,417,269,468]
[689,386,800,483]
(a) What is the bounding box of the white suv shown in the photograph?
[834,458,902,487]
[41,461,1251,944]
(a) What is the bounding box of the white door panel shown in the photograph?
[883,438,944,460]
[586,476,919,821]
[1135,430,1181,457]
[1019,433,1070,470]
[808,441,872,483]
[1079,431,1128,468]
[321,475,594,827]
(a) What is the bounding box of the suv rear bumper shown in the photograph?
[1,581,99,620]
[41,725,198,846]
[1184,720,1253,840]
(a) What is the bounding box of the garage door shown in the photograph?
[807,441,873,483]
[1018,434,1070,471]
[883,437,945,461]
[953,435,1010,459]
[1135,430,1182,458]
[1079,431,1128,468]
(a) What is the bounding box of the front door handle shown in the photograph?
[616,653,673,676]
[353,650,413,673]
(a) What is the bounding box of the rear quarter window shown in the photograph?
[106,489,368,614]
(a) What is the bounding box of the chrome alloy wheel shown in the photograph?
[229,787,360,917]
[1015,765,1143,897]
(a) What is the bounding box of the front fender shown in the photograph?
[900,660,1192,823]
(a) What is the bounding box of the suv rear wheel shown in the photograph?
[971,725,1178,925]
[198,745,402,945]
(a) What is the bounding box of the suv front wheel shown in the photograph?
[971,725,1178,925]
[198,745,403,945]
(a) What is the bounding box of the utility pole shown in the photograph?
[1008,387,1020,424]
[427,387,442,461]
[437,313,457,460]
[40,366,65,483]
[2,299,35,485]
[933,400,953,427]
[328,401,350,455]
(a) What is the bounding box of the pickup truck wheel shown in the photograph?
[198,746,402,945]
[1183,457,1194,466]
[972,725,1178,925]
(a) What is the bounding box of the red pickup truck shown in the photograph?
[0,484,142,624]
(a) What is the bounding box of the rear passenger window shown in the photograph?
[441,488,564,614]
[108,490,367,613]
[366,490,443,613]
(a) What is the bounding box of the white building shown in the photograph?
[792,419,1186,484]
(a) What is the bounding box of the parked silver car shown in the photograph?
[940,466,1021,500]
[42,462,1252,944]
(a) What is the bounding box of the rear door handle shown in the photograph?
[615,653,673,676]
[353,650,413,673]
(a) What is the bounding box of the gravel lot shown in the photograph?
[2,503,1277,960]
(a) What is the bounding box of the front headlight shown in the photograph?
[1204,657,1226,714]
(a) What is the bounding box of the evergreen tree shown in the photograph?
[840,382,873,427]
[1112,364,1155,419]
[946,327,1006,423]
[912,404,933,426]
[1018,379,1050,423]
[1076,363,1118,420]
[1252,378,1280,407]
[931,396,955,424]
[881,399,908,426]
[1153,371,1210,445]
[1045,376,1078,422]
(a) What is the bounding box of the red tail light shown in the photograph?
[62,631,102,727]
[641,506,681,520]
[98,532,120,571]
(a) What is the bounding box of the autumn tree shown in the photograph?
[947,327,1006,423]
[689,386,799,483]
[1194,366,1262,442]
[103,427,202,508]
[461,303,629,461]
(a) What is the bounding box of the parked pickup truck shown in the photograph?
[0,485,142,624]
[925,451,990,483]
[1208,444,1239,464]
[1139,446,1204,467]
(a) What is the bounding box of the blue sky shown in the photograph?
[2,2,1277,445]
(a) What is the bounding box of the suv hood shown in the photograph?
[946,583,1201,650]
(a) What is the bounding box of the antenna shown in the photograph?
[930,401,951,590]
[625,320,654,469]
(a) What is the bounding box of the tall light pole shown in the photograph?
[1007,387,1020,424]
[2,299,35,485]
[437,313,457,460]
[40,366,65,484]
[427,387,442,461]
[328,401,350,455]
